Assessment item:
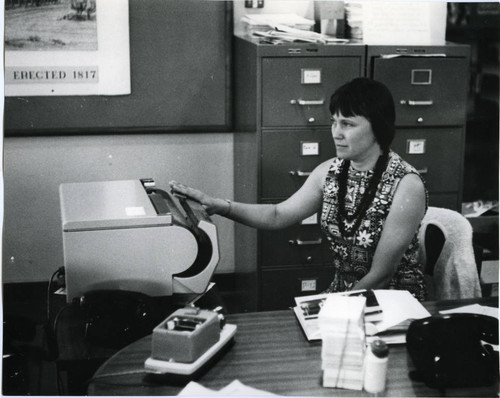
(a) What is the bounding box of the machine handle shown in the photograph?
[289,170,311,177]
[400,100,434,106]
[417,167,429,174]
[290,99,325,106]
[289,238,323,246]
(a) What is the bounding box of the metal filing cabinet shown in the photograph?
[233,35,365,311]
[367,45,470,211]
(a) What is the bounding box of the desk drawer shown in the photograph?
[373,57,468,126]
[260,266,335,310]
[260,220,331,267]
[261,128,335,199]
[261,57,361,127]
[392,127,463,193]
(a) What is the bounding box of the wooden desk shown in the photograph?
[88,297,498,396]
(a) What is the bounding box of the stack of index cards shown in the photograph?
[319,294,366,390]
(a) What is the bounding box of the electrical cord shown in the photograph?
[85,369,154,388]
[52,302,73,396]
[46,266,65,322]
[46,266,67,394]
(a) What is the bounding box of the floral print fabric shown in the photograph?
[321,150,427,301]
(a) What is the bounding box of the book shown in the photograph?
[294,289,430,343]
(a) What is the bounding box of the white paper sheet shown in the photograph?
[369,290,431,334]
[440,304,499,319]
[178,380,276,396]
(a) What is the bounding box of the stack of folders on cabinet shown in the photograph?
[319,295,366,390]
[241,14,315,35]
[294,289,431,343]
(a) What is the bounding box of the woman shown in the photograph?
[170,78,428,300]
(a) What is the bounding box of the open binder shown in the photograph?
[293,289,430,343]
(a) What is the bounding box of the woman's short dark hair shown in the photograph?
[329,77,396,151]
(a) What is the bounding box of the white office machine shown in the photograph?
[60,178,237,374]
[59,178,220,303]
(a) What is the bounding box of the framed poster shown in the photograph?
[4,0,130,96]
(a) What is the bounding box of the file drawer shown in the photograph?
[261,128,335,199]
[260,219,332,267]
[392,128,463,193]
[260,266,335,311]
[373,57,469,127]
[261,57,361,127]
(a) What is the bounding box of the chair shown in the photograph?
[418,206,482,300]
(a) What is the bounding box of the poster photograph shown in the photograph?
[4,0,130,96]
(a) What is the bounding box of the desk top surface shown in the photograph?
[87,297,498,396]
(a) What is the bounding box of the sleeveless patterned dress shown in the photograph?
[320,150,427,301]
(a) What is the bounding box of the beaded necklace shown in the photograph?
[336,151,389,236]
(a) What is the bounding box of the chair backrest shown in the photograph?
[423,223,446,276]
[418,207,482,300]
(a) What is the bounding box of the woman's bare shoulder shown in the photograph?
[397,172,425,195]
[299,158,335,191]
[391,172,426,218]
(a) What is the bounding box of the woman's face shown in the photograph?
[331,112,380,163]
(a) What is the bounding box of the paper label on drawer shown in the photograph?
[301,213,318,225]
[301,279,317,292]
[301,142,320,156]
[407,139,426,154]
[126,206,146,216]
[301,68,321,84]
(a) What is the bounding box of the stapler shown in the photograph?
[144,307,237,375]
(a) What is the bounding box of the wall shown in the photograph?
[3,133,234,283]
[3,0,234,284]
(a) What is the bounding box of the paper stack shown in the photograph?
[319,295,366,390]
[241,14,314,36]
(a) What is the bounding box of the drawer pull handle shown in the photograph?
[417,167,429,174]
[290,99,325,106]
[289,238,323,246]
[400,100,434,106]
[289,170,311,177]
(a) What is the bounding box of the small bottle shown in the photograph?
[363,339,389,394]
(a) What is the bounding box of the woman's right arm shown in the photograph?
[169,159,331,230]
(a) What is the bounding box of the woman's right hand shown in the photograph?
[168,180,230,216]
